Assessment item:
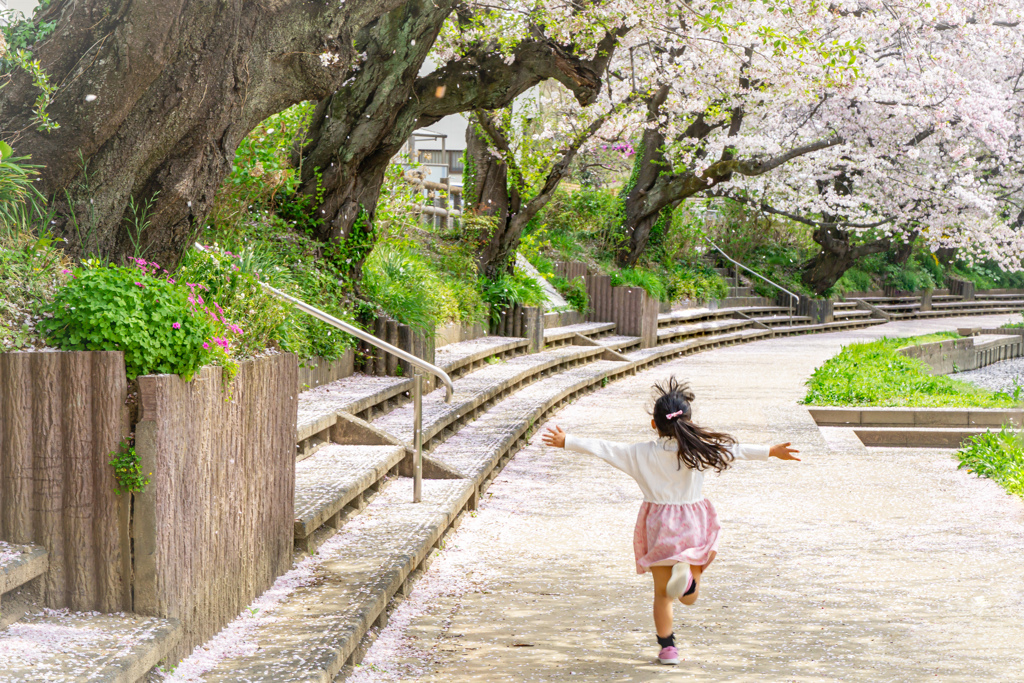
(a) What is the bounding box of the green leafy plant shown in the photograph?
[109,440,150,495]
[802,334,1018,408]
[956,426,1024,497]
[480,269,548,326]
[40,264,223,380]
[554,275,590,314]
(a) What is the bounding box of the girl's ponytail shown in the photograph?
[652,377,736,472]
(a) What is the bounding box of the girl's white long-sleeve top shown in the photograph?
[564,435,770,504]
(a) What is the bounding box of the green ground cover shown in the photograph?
[802,334,1020,408]
[956,427,1024,497]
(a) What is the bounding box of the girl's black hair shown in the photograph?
[652,377,736,472]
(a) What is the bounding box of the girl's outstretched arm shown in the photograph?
[770,443,800,460]
[541,425,643,478]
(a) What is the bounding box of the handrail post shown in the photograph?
[413,374,423,503]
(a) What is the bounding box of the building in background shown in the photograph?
[3,0,39,15]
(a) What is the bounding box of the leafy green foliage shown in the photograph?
[665,265,730,301]
[109,441,150,496]
[1,2,60,132]
[0,226,70,351]
[610,266,667,301]
[956,427,1024,497]
[553,275,589,314]
[40,264,223,381]
[480,269,548,325]
[802,334,1018,408]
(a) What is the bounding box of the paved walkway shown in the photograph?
[349,314,1024,682]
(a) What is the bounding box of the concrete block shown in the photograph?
[806,408,862,426]
[860,409,916,426]
[968,410,1024,427]
[913,410,969,427]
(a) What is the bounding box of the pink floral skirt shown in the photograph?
[633,499,720,574]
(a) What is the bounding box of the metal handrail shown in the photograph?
[703,237,801,310]
[195,243,452,503]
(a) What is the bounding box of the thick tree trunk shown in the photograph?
[297,23,623,276]
[466,119,517,279]
[618,92,671,268]
[1,0,405,268]
[801,225,889,294]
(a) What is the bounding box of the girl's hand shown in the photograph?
[770,442,800,460]
[542,425,566,448]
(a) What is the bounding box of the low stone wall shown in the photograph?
[134,353,298,660]
[0,351,131,612]
[898,335,1024,375]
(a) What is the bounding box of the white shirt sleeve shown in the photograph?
[564,435,645,479]
[729,443,771,461]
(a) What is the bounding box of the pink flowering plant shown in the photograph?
[40,262,228,381]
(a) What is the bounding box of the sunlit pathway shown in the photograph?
[348,314,1024,682]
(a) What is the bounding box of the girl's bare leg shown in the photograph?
[680,550,715,606]
[650,566,675,637]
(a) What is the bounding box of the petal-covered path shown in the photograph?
[348,315,1024,682]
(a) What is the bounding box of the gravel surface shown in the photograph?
[951,357,1024,396]
[347,313,1024,682]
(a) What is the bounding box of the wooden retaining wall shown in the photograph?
[554,262,659,348]
[0,351,131,612]
[297,350,355,391]
[134,353,298,660]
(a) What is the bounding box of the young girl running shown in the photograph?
[541,377,799,665]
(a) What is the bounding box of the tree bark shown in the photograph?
[800,225,890,294]
[297,21,624,276]
[1,0,405,268]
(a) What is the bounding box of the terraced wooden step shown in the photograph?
[751,315,813,327]
[543,321,616,346]
[0,543,47,628]
[189,478,474,683]
[297,374,413,459]
[933,300,1024,309]
[592,334,643,352]
[434,335,530,380]
[293,444,406,554]
[834,308,873,319]
[770,318,886,336]
[425,359,633,501]
[641,327,774,365]
[658,307,736,327]
[657,317,751,343]
[0,610,180,682]
[371,345,608,449]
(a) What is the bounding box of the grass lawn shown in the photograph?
[802,333,1020,408]
[957,428,1024,497]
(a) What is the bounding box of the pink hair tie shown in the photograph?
[665,410,686,420]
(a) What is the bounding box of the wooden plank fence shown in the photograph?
[0,351,131,612]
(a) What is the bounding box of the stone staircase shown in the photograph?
[0,540,181,682]
[2,290,1016,681]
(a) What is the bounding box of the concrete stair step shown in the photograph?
[834,309,872,319]
[593,334,643,352]
[752,315,813,327]
[0,610,180,682]
[543,322,616,346]
[728,286,753,297]
[434,335,530,380]
[638,327,774,365]
[371,346,607,448]
[0,543,47,628]
[658,307,733,327]
[426,359,633,496]
[658,317,751,343]
[293,444,406,554]
[182,478,474,683]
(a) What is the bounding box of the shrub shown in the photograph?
[956,427,1024,497]
[480,269,549,325]
[666,266,729,301]
[610,266,667,301]
[555,275,590,314]
[40,263,225,381]
[802,334,1018,408]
